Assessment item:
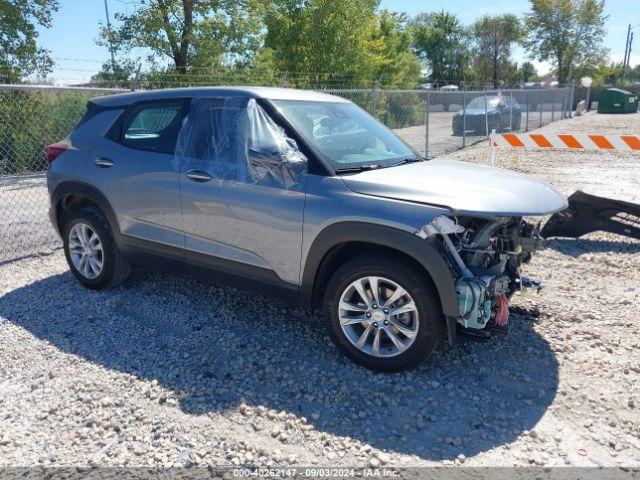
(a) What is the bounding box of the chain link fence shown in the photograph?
[0,84,573,262]
[0,85,126,261]
[326,87,572,157]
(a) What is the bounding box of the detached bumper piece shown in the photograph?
[541,190,640,240]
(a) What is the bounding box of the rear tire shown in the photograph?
[62,207,130,290]
[323,255,443,372]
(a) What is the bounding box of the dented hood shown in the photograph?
[341,159,568,216]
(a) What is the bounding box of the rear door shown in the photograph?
[91,99,189,249]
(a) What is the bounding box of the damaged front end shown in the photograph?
[417,215,544,337]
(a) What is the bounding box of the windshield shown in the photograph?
[270,100,417,170]
[467,97,501,109]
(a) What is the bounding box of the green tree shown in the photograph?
[0,0,59,81]
[365,11,422,88]
[90,59,139,88]
[237,47,281,86]
[410,11,469,86]
[520,61,539,82]
[0,89,90,174]
[98,0,264,75]
[524,0,607,84]
[574,61,639,86]
[264,0,380,87]
[472,14,523,88]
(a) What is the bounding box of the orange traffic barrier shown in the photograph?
[491,131,640,150]
[488,129,640,165]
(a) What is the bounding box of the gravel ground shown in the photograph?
[446,110,640,203]
[0,174,57,262]
[0,112,639,469]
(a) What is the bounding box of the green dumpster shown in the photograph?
[597,88,639,114]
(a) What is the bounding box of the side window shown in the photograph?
[207,103,249,180]
[176,97,306,188]
[121,101,186,154]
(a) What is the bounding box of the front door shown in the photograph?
[179,97,307,286]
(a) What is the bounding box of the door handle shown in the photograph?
[95,157,114,168]
[185,170,213,182]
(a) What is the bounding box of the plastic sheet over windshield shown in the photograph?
[270,100,417,170]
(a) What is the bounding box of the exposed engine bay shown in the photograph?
[417,215,544,333]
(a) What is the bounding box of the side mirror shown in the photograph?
[248,146,307,173]
[248,146,282,165]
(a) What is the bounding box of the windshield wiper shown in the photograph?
[334,156,426,174]
[334,164,381,174]
[389,156,427,167]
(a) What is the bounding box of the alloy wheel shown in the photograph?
[338,276,419,358]
[68,222,104,279]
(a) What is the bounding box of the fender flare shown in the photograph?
[301,222,459,342]
[51,181,121,237]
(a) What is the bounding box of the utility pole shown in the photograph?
[623,32,635,86]
[103,0,116,71]
[622,25,640,85]
[623,24,631,71]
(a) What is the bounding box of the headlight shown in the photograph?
[416,215,465,239]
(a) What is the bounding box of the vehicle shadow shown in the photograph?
[0,268,558,460]
[546,237,640,258]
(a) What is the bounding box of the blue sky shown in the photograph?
[37,0,640,83]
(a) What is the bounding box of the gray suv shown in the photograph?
[47,87,567,371]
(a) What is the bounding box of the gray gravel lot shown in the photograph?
[0,111,639,468]
[0,174,57,262]
[445,111,640,203]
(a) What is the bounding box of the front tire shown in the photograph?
[62,207,130,290]
[323,255,443,372]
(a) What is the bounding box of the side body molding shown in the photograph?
[301,221,460,322]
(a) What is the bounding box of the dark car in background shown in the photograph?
[452,96,522,136]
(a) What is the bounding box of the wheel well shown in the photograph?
[311,242,440,309]
[56,195,100,232]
